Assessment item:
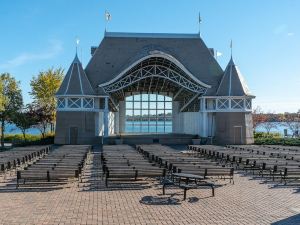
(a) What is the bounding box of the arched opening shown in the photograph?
[125,93,172,133]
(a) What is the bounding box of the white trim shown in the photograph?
[180,93,200,112]
[105,32,201,39]
[64,63,75,95]
[57,108,104,112]
[229,63,232,96]
[56,94,107,98]
[77,63,84,95]
[204,109,252,113]
[200,95,256,99]
[101,64,207,94]
[98,52,211,89]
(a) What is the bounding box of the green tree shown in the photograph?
[30,68,64,133]
[28,104,52,139]
[0,73,23,147]
[12,107,36,142]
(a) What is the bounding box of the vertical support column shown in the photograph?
[104,97,109,137]
[199,98,208,137]
[119,101,125,133]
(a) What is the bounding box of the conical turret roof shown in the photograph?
[216,57,251,96]
[56,54,95,96]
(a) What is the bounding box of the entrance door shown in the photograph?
[69,127,78,145]
[233,126,242,144]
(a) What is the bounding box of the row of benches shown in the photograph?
[137,144,234,183]
[101,145,166,187]
[189,145,300,185]
[16,145,91,188]
[0,146,51,177]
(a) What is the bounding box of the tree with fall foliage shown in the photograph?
[30,68,64,133]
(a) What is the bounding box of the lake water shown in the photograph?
[3,121,293,136]
[4,123,43,135]
[255,122,295,135]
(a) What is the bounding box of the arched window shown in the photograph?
[125,94,172,133]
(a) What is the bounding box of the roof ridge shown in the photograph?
[104,32,201,39]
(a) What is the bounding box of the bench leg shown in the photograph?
[211,185,215,197]
[183,188,187,200]
[163,184,166,195]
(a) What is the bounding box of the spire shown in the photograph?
[56,53,95,96]
[216,56,251,96]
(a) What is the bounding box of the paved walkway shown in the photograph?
[0,150,299,225]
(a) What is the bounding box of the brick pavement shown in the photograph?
[0,151,299,225]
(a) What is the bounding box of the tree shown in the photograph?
[281,112,300,137]
[260,113,278,134]
[252,106,266,130]
[28,104,52,139]
[30,68,64,133]
[0,73,23,147]
[12,107,36,141]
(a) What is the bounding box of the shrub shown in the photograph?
[4,133,54,147]
[254,132,281,139]
[254,137,300,146]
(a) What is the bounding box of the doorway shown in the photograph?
[69,127,78,145]
[233,126,242,144]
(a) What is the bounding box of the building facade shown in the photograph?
[55,32,255,145]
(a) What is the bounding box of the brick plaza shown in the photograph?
[0,152,299,225]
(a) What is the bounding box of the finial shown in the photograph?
[75,37,80,55]
[198,12,202,37]
[230,39,233,58]
[105,10,111,32]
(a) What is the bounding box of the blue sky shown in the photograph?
[0,0,299,113]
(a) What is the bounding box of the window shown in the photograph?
[125,93,172,133]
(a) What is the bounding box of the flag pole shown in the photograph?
[198,12,202,37]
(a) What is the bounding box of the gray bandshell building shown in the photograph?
[55,32,255,145]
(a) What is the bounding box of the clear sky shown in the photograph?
[0,0,299,113]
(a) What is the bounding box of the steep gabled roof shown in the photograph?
[85,32,224,96]
[56,54,95,96]
[216,57,251,96]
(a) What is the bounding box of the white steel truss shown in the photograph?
[245,99,252,109]
[57,97,95,111]
[102,65,207,94]
[200,97,253,112]
[57,98,66,108]
[231,99,244,109]
[217,98,230,109]
[68,98,81,108]
[83,98,94,108]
